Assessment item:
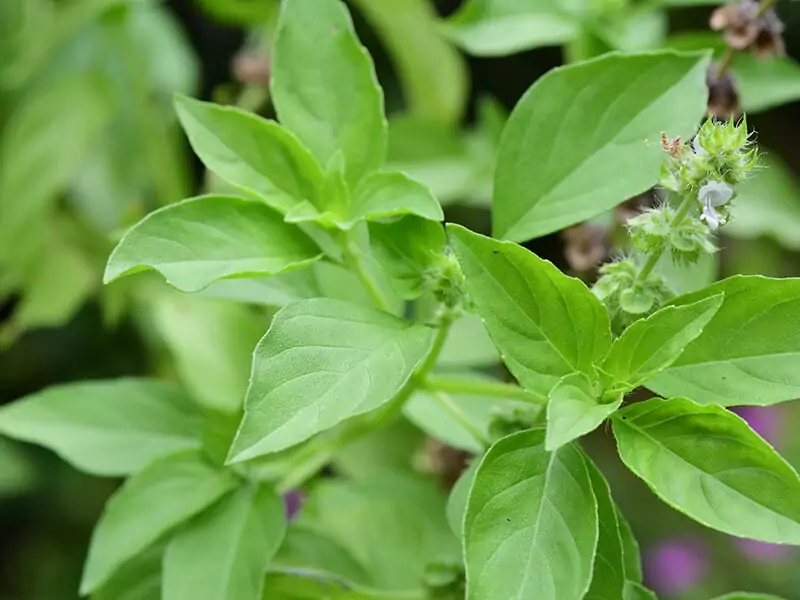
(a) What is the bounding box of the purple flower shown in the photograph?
[283,490,304,521]
[730,405,783,446]
[644,538,709,596]
[736,538,792,563]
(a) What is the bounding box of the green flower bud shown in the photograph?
[425,250,470,324]
[669,216,718,264]
[627,206,672,254]
[423,559,465,600]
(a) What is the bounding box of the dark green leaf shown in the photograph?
[624,581,658,600]
[0,379,198,476]
[584,458,625,600]
[104,195,322,292]
[92,544,163,600]
[616,507,642,583]
[448,224,611,396]
[614,397,800,543]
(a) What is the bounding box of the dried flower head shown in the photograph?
[706,62,741,120]
[710,0,785,57]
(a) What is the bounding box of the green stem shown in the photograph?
[429,390,490,449]
[634,192,697,284]
[342,232,391,312]
[424,375,546,405]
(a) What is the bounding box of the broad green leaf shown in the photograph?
[441,0,579,57]
[92,544,163,600]
[349,0,467,125]
[727,153,800,250]
[613,397,800,544]
[369,216,445,299]
[624,582,658,600]
[645,276,800,406]
[0,379,199,476]
[104,195,322,292]
[80,451,238,593]
[271,0,386,186]
[448,225,611,396]
[602,294,723,390]
[228,299,434,462]
[199,268,322,307]
[464,429,598,600]
[351,171,443,223]
[163,485,286,600]
[333,417,424,479]
[296,472,458,590]
[711,594,787,600]
[546,373,622,451]
[447,460,479,538]
[150,293,265,414]
[734,53,800,114]
[174,96,323,214]
[274,525,373,587]
[616,507,642,583]
[262,573,395,600]
[657,250,717,296]
[0,73,114,261]
[439,313,501,368]
[584,458,625,600]
[493,51,709,242]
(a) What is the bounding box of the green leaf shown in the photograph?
[150,293,265,414]
[464,429,598,600]
[584,458,625,600]
[369,216,445,300]
[333,417,424,479]
[624,581,658,600]
[441,0,579,57]
[734,53,800,114]
[104,195,322,292]
[447,460,479,538]
[228,299,434,462]
[271,0,386,186]
[92,544,163,600]
[0,379,199,477]
[351,171,443,223]
[199,268,322,307]
[349,0,468,125]
[616,507,643,583]
[727,153,800,251]
[438,313,501,368]
[546,373,621,451]
[448,224,611,396]
[163,485,286,600]
[493,51,710,242]
[296,472,458,590]
[710,594,787,600]
[613,397,800,544]
[174,95,323,214]
[80,451,238,594]
[645,276,800,406]
[602,294,723,390]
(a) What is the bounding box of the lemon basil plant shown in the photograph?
[1,1,798,599]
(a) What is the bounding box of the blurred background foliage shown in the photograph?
[2,0,800,598]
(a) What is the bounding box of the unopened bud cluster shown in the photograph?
[594,118,758,325]
[424,250,471,325]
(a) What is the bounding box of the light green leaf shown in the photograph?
[657,250,717,296]
[727,153,800,250]
[613,397,800,543]
[464,429,598,600]
[734,53,800,114]
[296,471,458,590]
[92,544,163,600]
[0,379,199,477]
[333,417,424,479]
[350,0,468,125]
[104,195,322,292]
[228,299,434,462]
[710,594,787,600]
[439,313,500,368]
[447,460,479,538]
[199,268,322,307]
[624,581,658,600]
[164,485,286,600]
[584,458,625,600]
[448,224,611,396]
[645,276,800,406]
[150,293,265,414]
[493,51,710,242]
[616,507,642,583]
[546,373,621,451]
[351,171,443,223]
[602,294,723,390]
[262,573,396,600]
[369,216,445,300]
[80,451,238,594]
[272,0,386,186]
[174,95,323,214]
[441,0,579,57]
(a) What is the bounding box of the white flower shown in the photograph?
[698,180,733,230]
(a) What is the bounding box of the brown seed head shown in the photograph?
[706,62,742,120]
[710,0,785,57]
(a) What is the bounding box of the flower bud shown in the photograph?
[627,206,672,255]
